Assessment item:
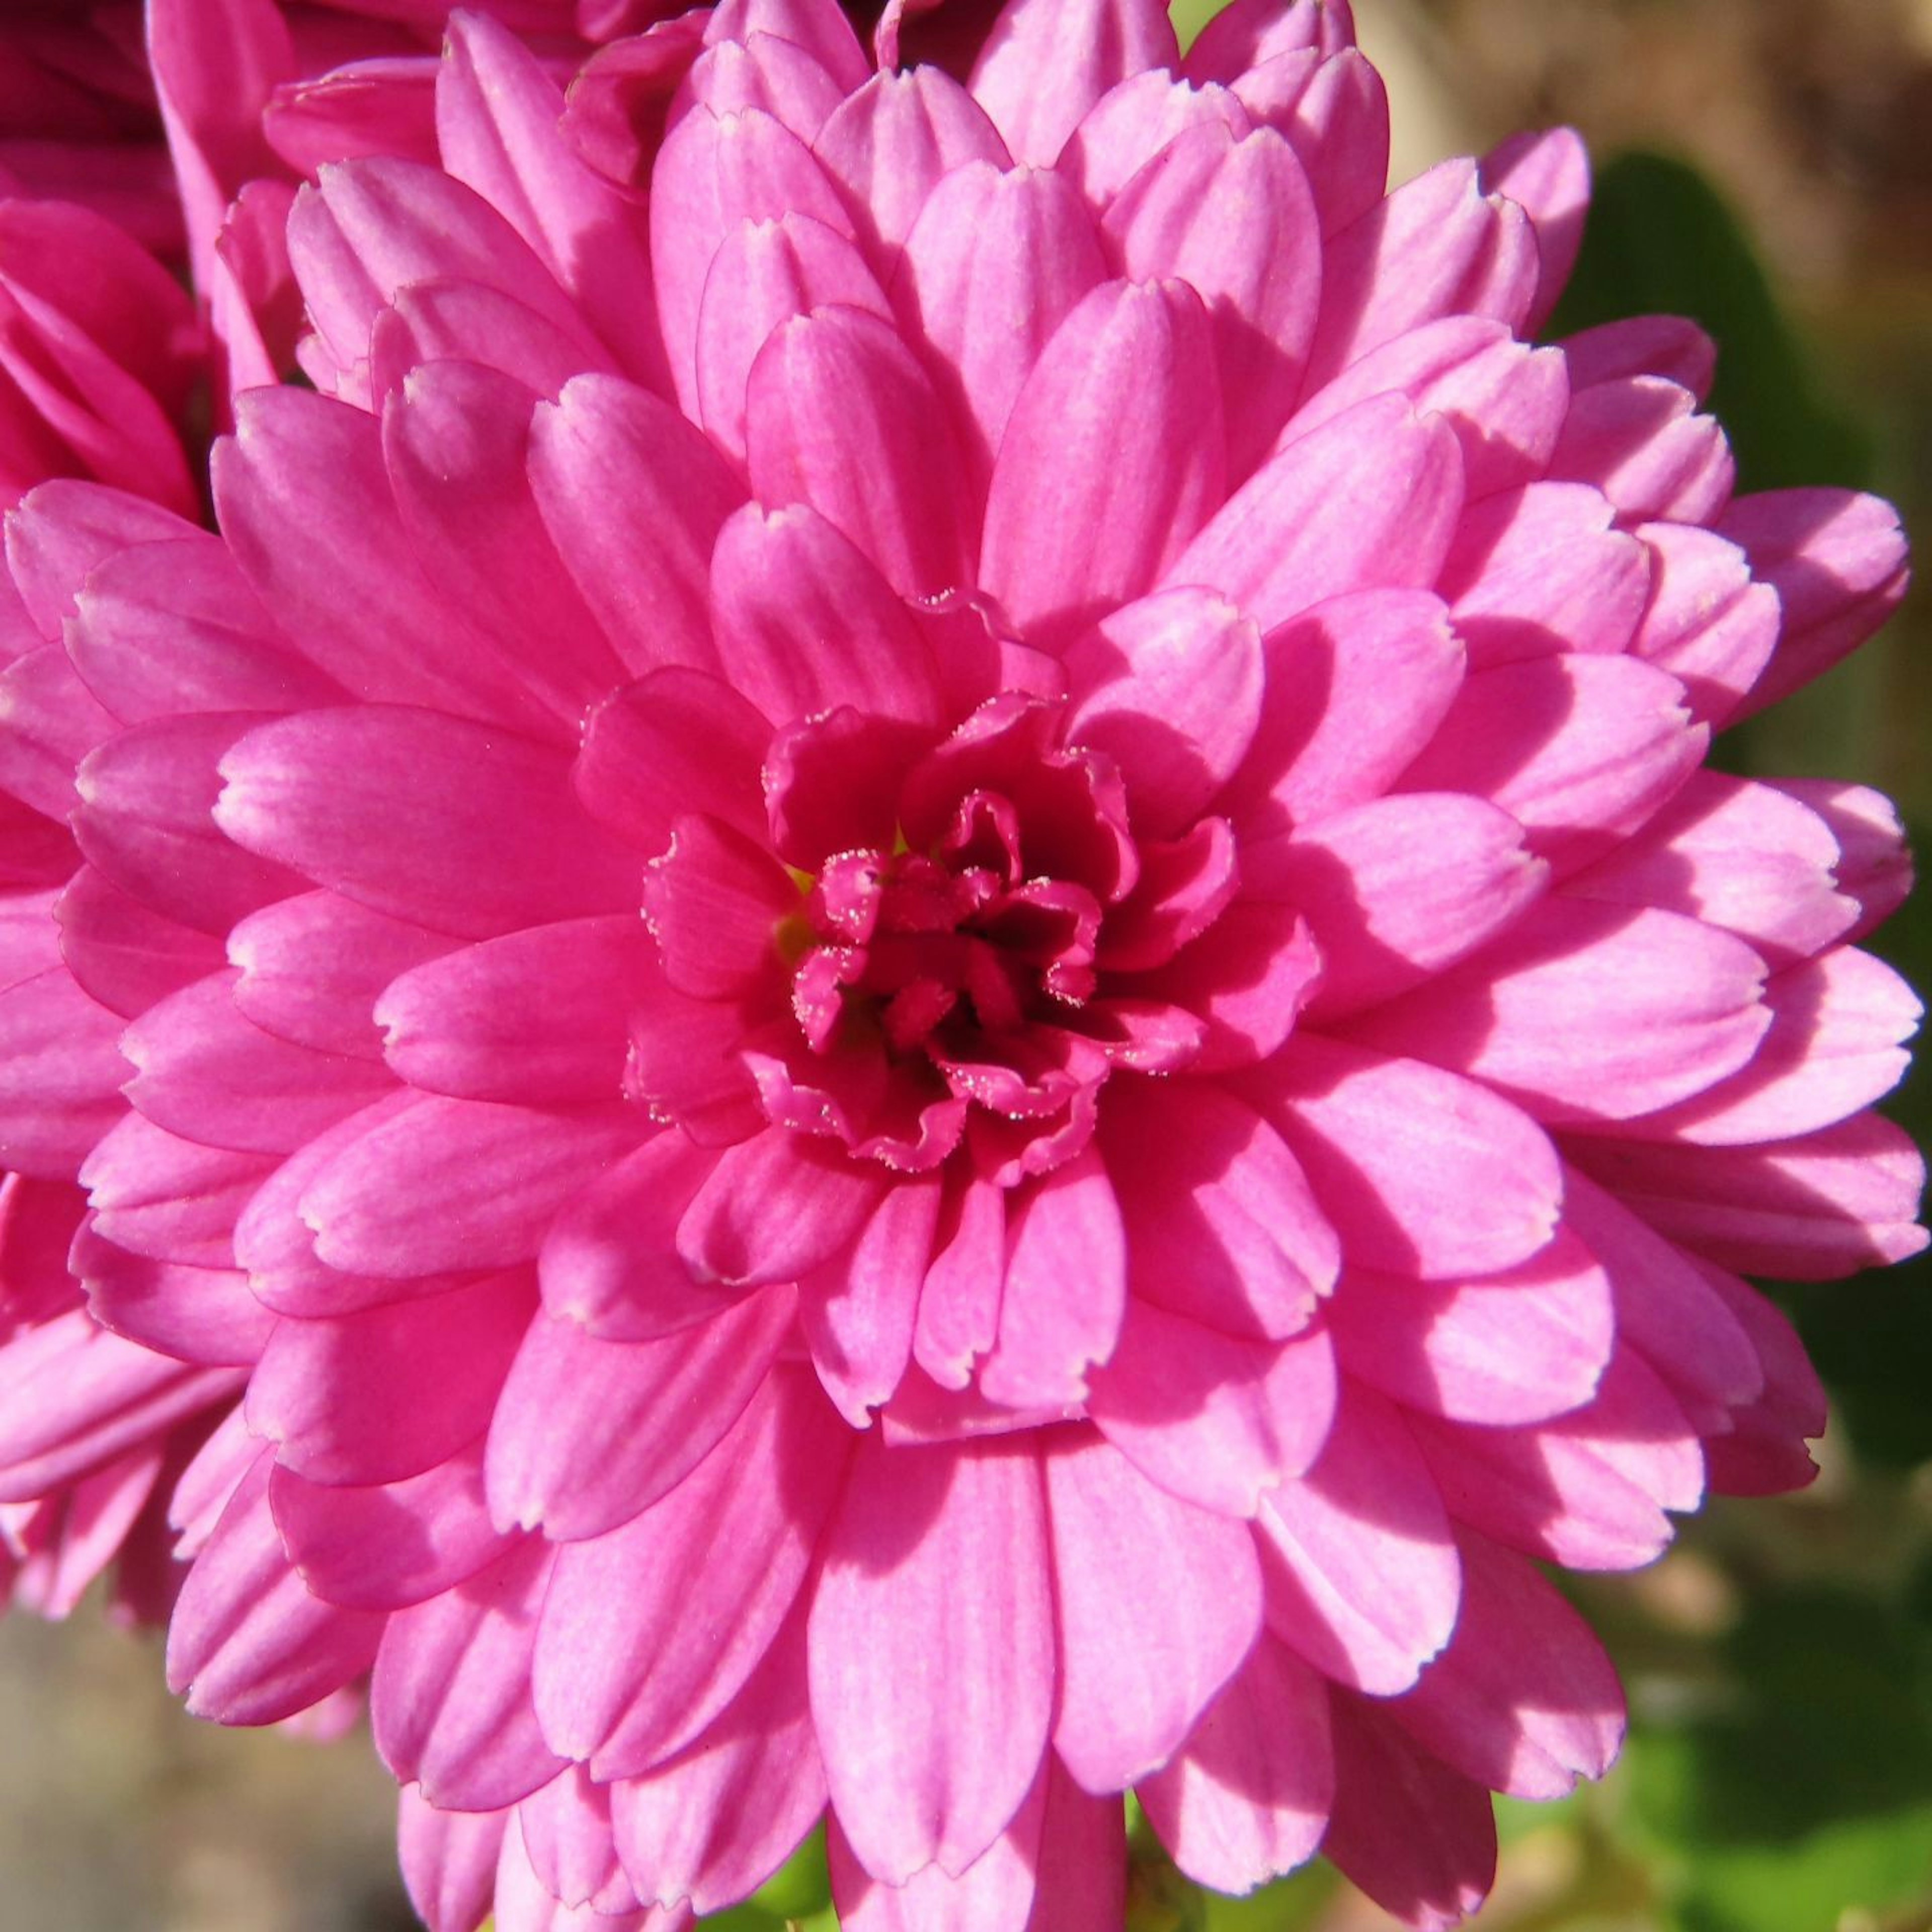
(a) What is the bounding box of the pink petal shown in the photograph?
[801,1177,941,1423]
[527,373,743,679]
[377,916,647,1107]
[271,1445,509,1613]
[899,160,1108,491]
[610,1604,828,1914]
[1410,1349,1703,1572]
[0,962,129,1180]
[1058,70,1253,208]
[1393,1529,1624,1801]
[1163,393,1463,635]
[678,1128,888,1289]
[981,278,1226,648]
[1233,49,1390,238]
[246,1267,532,1487]
[373,1537,568,1812]
[1327,1231,1612,1427]
[1138,1635,1333,1893]
[1248,793,1547,1019]
[1103,121,1321,475]
[747,305,975,600]
[1308,156,1537,385]
[1101,1079,1338,1340]
[978,1148,1126,1409]
[1064,587,1264,839]
[1221,587,1464,834]
[1258,1382,1459,1695]
[816,66,1009,261]
[486,1285,793,1542]
[536,1366,850,1776]
[1046,1432,1262,1789]
[79,1109,271,1271]
[1568,1113,1927,1282]
[400,1786,508,1932]
[215,705,641,940]
[228,889,451,1062]
[517,1767,637,1916]
[1721,489,1909,718]
[1344,900,1771,1126]
[1438,481,1651,665]
[1395,653,1706,877]
[696,212,890,462]
[167,1451,384,1724]
[709,503,945,728]
[1281,316,1568,501]
[1323,1693,1496,1932]
[1481,127,1589,332]
[968,0,1179,167]
[123,968,390,1154]
[1616,945,1918,1146]
[55,866,225,1019]
[1564,770,1855,970]
[1088,1304,1337,1517]
[1257,1036,1563,1278]
[810,1435,1054,1882]
[298,1093,640,1278]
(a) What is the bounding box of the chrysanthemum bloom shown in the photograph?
[0,1,1921,1927]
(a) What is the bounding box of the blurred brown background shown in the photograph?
[5,3,1930,1928]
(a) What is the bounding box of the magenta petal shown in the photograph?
[1064,587,1264,839]
[1046,1433,1261,1790]
[298,1094,639,1279]
[981,278,1226,647]
[978,1148,1126,1409]
[747,305,976,600]
[1347,900,1771,1127]
[517,1766,638,1916]
[709,503,945,728]
[1481,126,1589,333]
[1059,70,1253,207]
[271,1446,509,1614]
[678,1129,887,1289]
[811,1436,1054,1883]
[1102,1080,1337,1340]
[831,1775,1045,1932]
[215,705,642,940]
[249,1267,531,1488]
[80,1109,273,1271]
[534,1367,850,1775]
[373,1537,568,1813]
[167,1450,385,1724]
[1393,1530,1624,1801]
[527,373,743,679]
[0,962,131,1180]
[1165,393,1463,635]
[968,0,1179,168]
[801,1177,940,1424]
[610,1603,827,1914]
[1088,1303,1337,1517]
[1322,1693,1497,1932]
[1259,1036,1562,1278]
[486,1285,793,1543]
[1258,1382,1459,1695]
[1569,1113,1927,1283]
[816,66,1009,261]
[1250,793,1547,1020]
[538,1133,736,1342]
[696,212,890,463]
[1103,121,1322,477]
[229,889,451,1062]
[377,917,647,1108]
[400,1786,508,1932]
[1139,1634,1334,1893]
[56,865,225,1020]
[899,160,1108,492]
[1328,1231,1613,1427]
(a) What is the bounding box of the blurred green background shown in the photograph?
[3,2,1928,1927]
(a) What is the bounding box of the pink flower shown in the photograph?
[0,2,1921,1928]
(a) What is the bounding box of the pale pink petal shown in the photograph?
[1045,1432,1262,1790]
[811,1436,1054,1882]
[1258,1382,1459,1695]
[1139,1635,1333,1893]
